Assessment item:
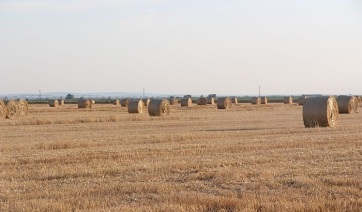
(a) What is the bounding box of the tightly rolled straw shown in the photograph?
[91,100,96,104]
[78,99,93,108]
[298,96,307,105]
[148,99,170,116]
[17,99,29,116]
[283,96,293,104]
[0,100,7,120]
[231,97,238,104]
[168,97,178,105]
[49,99,59,107]
[251,97,261,105]
[58,99,65,106]
[120,98,130,107]
[142,98,150,106]
[113,99,120,105]
[303,96,338,128]
[336,95,358,114]
[260,96,268,104]
[128,100,145,113]
[197,97,207,105]
[180,98,192,107]
[6,100,20,120]
[217,97,232,109]
[207,97,214,105]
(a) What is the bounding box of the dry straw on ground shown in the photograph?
[17,99,29,116]
[303,96,338,128]
[6,100,20,120]
[284,96,293,104]
[207,97,214,105]
[336,95,358,114]
[128,100,145,114]
[0,99,6,120]
[49,99,59,107]
[180,98,192,107]
[197,97,207,105]
[148,99,170,116]
[78,99,93,109]
[251,97,261,105]
[217,97,232,109]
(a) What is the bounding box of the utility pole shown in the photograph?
[258,86,260,97]
[143,88,145,98]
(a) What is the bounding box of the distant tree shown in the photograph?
[65,94,74,99]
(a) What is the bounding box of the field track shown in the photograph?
[1,103,362,211]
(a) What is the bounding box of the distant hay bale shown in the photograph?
[207,97,214,105]
[58,99,65,106]
[113,99,120,105]
[303,96,338,128]
[283,96,293,104]
[251,97,261,105]
[49,99,59,107]
[148,99,170,116]
[0,100,7,120]
[336,95,358,114]
[120,98,130,107]
[168,97,178,105]
[298,96,307,105]
[78,99,92,109]
[128,100,145,113]
[6,100,20,120]
[231,97,238,104]
[217,97,232,109]
[180,98,192,107]
[17,99,29,116]
[260,96,268,104]
[142,98,150,106]
[91,100,96,104]
[197,97,207,105]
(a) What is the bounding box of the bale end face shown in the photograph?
[6,100,20,120]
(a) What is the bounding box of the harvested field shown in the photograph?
[1,103,362,211]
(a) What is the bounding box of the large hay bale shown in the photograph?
[0,100,7,121]
[260,96,268,104]
[148,99,170,116]
[78,99,93,108]
[168,97,178,105]
[58,99,65,106]
[180,98,192,107]
[217,97,232,109]
[120,98,130,107]
[113,99,120,105]
[128,100,145,113]
[283,96,293,104]
[336,95,358,114]
[196,97,207,105]
[17,99,29,116]
[298,96,307,105]
[251,97,261,105]
[6,100,20,120]
[207,97,214,105]
[142,98,150,106]
[303,96,338,128]
[91,100,96,104]
[49,99,59,107]
[231,97,238,104]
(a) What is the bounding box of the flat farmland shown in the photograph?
[1,102,362,211]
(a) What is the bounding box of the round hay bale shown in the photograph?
[180,98,192,107]
[49,99,59,107]
[298,96,307,105]
[120,98,130,107]
[196,97,207,105]
[142,98,150,106]
[91,100,96,104]
[260,96,268,104]
[148,99,170,116]
[336,95,358,114]
[78,99,92,108]
[128,100,145,113]
[207,97,214,105]
[283,96,293,104]
[251,97,261,105]
[217,97,232,109]
[17,99,29,116]
[113,99,120,105]
[58,99,65,106]
[303,96,338,128]
[6,100,20,120]
[231,97,238,104]
[0,100,7,121]
[168,97,178,105]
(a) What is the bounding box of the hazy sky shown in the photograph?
[1,0,361,96]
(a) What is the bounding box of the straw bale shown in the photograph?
[0,100,6,120]
[49,99,59,107]
[251,97,261,105]
[58,99,65,105]
[197,97,207,105]
[120,98,130,107]
[6,100,20,120]
[303,96,338,128]
[298,96,307,105]
[180,98,192,107]
[142,98,150,106]
[128,100,145,113]
[336,95,358,114]
[113,99,120,105]
[231,97,238,104]
[260,96,268,104]
[283,96,293,104]
[78,99,93,109]
[207,97,214,105]
[217,97,232,109]
[168,97,178,105]
[148,99,170,116]
[17,99,29,116]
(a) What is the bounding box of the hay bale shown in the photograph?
[303,96,338,128]
[91,100,96,104]
[49,99,59,107]
[207,97,214,105]
[148,99,170,116]
[0,100,7,121]
[180,98,192,107]
[260,96,268,104]
[142,98,150,106]
[196,97,207,105]
[168,97,178,105]
[336,95,358,114]
[128,100,145,113]
[113,99,120,105]
[6,100,20,120]
[231,97,238,104]
[120,98,130,107]
[78,99,93,108]
[17,99,29,116]
[58,99,65,106]
[283,96,293,104]
[251,97,261,105]
[217,97,232,109]
[298,96,307,105]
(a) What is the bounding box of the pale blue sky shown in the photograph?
[1,0,361,96]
